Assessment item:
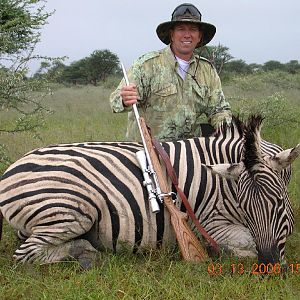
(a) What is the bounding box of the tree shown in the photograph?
[61,59,90,85]
[284,60,300,74]
[86,49,120,85]
[196,44,233,74]
[263,60,284,72]
[56,49,121,85]
[0,0,55,173]
[34,60,66,82]
[223,59,252,74]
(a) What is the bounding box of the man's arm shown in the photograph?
[207,69,232,128]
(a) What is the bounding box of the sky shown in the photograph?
[32,0,300,72]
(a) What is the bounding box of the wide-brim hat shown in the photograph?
[156,3,216,48]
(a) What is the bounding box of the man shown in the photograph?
[110,3,231,141]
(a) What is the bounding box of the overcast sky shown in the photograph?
[33,0,300,71]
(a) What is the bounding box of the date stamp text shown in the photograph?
[207,262,300,275]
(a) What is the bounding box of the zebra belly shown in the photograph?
[96,204,176,252]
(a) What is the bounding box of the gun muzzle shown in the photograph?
[136,150,160,213]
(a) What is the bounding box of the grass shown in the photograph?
[1,242,300,300]
[0,251,299,299]
[0,73,300,299]
[0,85,127,162]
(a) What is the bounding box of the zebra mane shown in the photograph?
[242,115,264,171]
[215,115,244,138]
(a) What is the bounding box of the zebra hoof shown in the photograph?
[78,252,98,270]
[68,239,98,269]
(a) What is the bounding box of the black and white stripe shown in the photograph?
[0,116,298,266]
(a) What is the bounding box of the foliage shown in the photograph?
[233,92,300,128]
[34,60,66,82]
[225,71,300,140]
[196,43,233,74]
[228,71,300,91]
[222,59,300,78]
[59,59,89,85]
[1,0,45,54]
[223,59,252,75]
[285,60,300,74]
[87,50,121,84]
[36,49,121,85]
[262,60,284,72]
[0,68,51,132]
[0,0,58,166]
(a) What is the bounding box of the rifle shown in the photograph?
[121,63,208,262]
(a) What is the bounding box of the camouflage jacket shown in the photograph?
[110,46,232,141]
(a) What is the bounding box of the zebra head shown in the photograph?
[209,116,300,265]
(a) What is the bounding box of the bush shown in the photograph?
[232,93,300,130]
[230,71,300,91]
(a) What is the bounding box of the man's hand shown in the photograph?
[120,84,138,107]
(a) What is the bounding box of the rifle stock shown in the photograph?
[139,117,208,262]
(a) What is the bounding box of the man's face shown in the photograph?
[170,23,202,60]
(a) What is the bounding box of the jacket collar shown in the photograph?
[164,45,198,67]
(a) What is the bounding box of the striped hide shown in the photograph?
[0,116,299,268]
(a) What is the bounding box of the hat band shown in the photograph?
[172,14,201,22]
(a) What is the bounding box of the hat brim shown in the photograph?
[156,20,216,48]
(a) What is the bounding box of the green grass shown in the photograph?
[0,74,300,299]
[0,85,127,162]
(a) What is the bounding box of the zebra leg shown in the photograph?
[13,235,98,269]
[212,223,257,257]
[209,200,257,258]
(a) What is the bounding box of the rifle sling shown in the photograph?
[151,137,220,256]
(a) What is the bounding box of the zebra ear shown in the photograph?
[267,143,300,172]
[206,162,244,180]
